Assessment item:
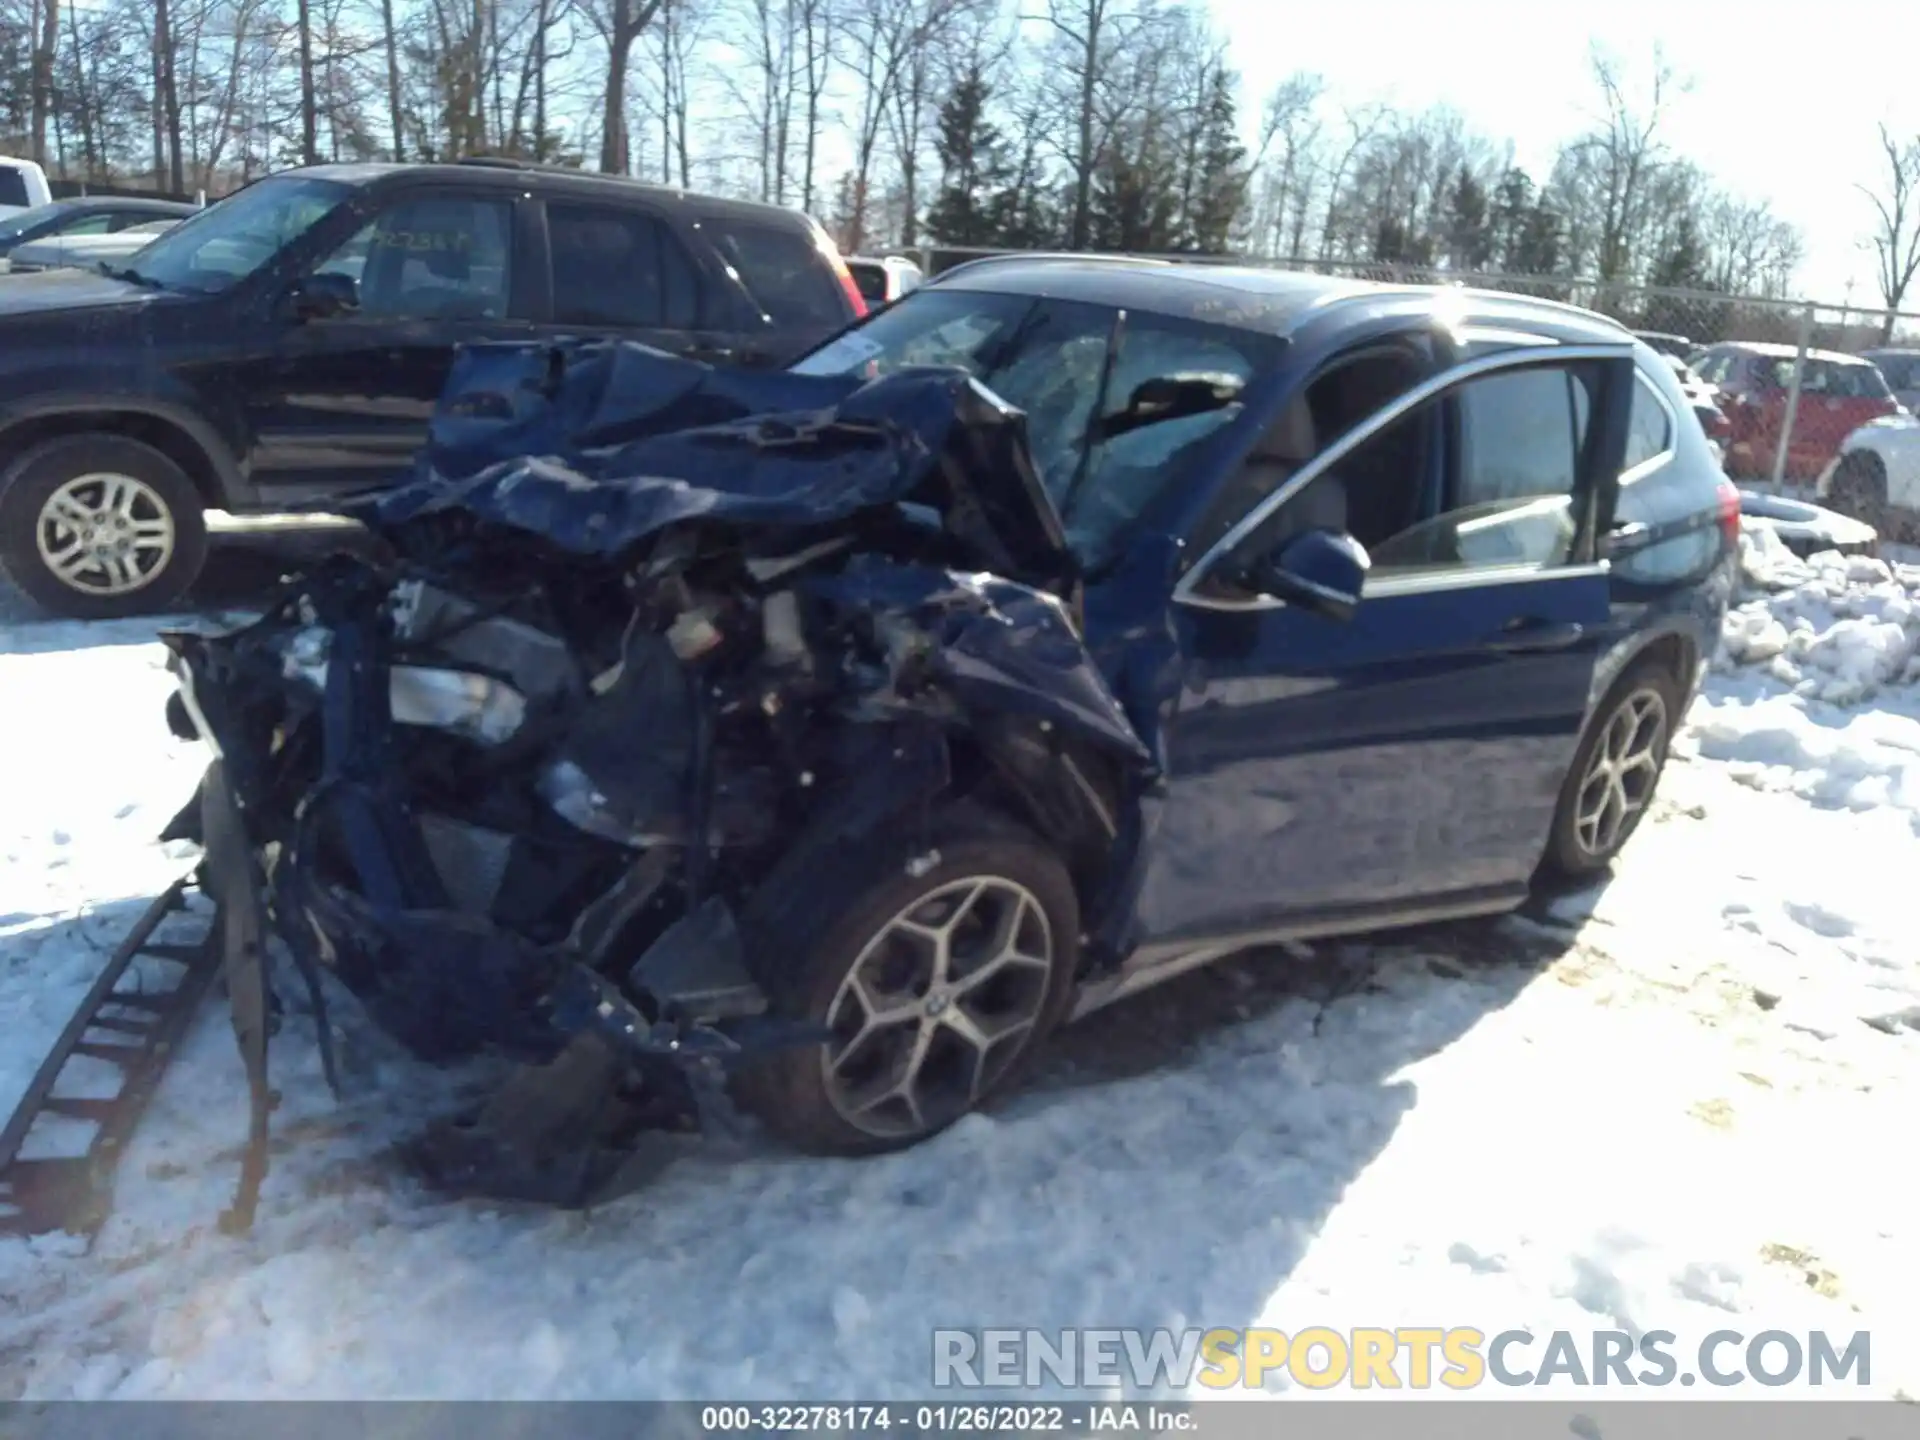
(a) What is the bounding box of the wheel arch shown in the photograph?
[1590,623,1698,722]
[0,400,248,511]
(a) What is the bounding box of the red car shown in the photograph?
[1690,342,1899,482]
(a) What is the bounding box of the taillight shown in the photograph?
[1714,478,1741,548]
[808,223,868,319]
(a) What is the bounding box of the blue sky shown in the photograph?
[1208,0,1920,304]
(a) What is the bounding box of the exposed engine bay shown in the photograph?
[163,339,1160,1224]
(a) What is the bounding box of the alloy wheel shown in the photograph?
[820,875,1055,1140]
[34,472,177,596]
[1573,687,1669,858]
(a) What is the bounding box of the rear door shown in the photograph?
[1134,344,1632,949]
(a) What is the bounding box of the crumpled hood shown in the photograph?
[342,339,1080,594]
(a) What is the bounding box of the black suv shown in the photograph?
[0,159,868,618]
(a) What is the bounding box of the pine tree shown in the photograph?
[1487,166,1536,271]
[1512,198,1563,275]
[1445,164,1493,271]
[1089,131,1181,253]
[925,66,1014,248]
[1649,212,1706,290]
[1183,65,1248,254]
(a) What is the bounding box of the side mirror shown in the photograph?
[1240,528,1370,622]
[288,271,359,320]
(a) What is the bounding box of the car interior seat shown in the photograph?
[1246,394,1349,544]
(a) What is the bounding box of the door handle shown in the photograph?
[1487,618,1587,654]
[1604,520,1649,555]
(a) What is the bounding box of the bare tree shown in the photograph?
[585,0,664,172]
[1562,44,1685,282]
[1040,0,1137,250]
[838,0,967,248]
[1862,122,1920,338]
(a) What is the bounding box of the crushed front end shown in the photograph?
[163,340,1156,1223]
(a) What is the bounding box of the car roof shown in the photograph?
[1700,339,1870,365]
[287,161,820,231]
[928,256,1632,346]
[1863,346,1920,358]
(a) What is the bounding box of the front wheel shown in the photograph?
[1542,665,1680,879]
[731,805,1080,1156]
[0,435,209,619]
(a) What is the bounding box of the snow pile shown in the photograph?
[1692,528,1920,824]
[1716,526,1920,704]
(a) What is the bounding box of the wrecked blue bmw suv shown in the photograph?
[165,260,1737,1220]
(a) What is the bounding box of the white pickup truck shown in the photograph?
[0,156,54,215]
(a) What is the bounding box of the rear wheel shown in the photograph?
[0,435,208,619]
[1542,664,1680,879]
[731,804,1079,1156]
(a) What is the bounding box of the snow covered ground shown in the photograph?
[4,531,1920,1402]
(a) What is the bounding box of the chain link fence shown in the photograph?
[899,242,1920,499]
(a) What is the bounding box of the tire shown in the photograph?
[1541,661,1681,880]
[730,803,1080,1156]
[0,435,209,619]
[1827,452,1890,534]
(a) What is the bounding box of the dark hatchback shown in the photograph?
[0,161,866,618]
[162,258,1737,1207]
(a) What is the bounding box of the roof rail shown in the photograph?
[455,155,613,180]
[929,251,1178,285]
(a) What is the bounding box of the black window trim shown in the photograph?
[1175,340,1634,613]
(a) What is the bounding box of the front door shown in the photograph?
[1133,346,1632,948]
[244,190,533,497]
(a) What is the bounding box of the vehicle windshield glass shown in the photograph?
[120,176,351,293]
[790,286,1276,566]
[0,201,66,243]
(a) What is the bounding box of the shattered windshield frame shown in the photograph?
[790,287,1282,568]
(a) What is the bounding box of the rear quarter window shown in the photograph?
[708,219,848,329]
[0,169,30,208]
[847,260,889,305]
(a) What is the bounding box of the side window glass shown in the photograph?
[548,202,702,329]
[1456,367,1586,505]
[1369,364,1592,573]
[1623,374,1673,473]
[312,197,512,320]
[1229,362,1594,585]
[57,213,116,236]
